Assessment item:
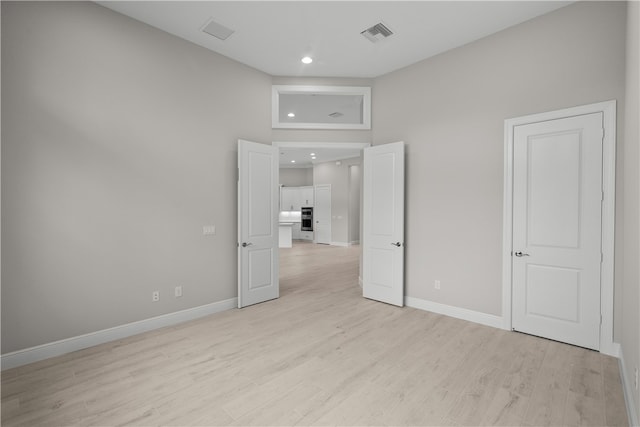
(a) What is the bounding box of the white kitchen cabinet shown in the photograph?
[280,186,315,211]
[291,224,313,241]
[278,223,293,248]
[299,231,314,241]
[280,187,298,211]
[300,186,314,207]
[291,222,301,239]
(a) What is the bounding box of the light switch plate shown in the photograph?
[203,225,216,236]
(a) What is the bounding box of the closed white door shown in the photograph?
[362,142,405,307]
[512,113,603,350]
[314,184,331,244]
[237,140,279,308]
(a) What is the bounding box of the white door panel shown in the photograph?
[363,142,404,307]
[314,184,331,244]
[238,140,279,308]
[512,113,602,350]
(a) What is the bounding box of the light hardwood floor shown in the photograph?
[1,242,629,426]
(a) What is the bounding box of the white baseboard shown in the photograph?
[349,240,360,245]
[405,296,504,329]
[1,298,237,371]
[331,241,349,247]
[602,341,621,358]
[619,347,640,427]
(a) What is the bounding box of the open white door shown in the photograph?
[237,139,279,308]
[362,142,405,306]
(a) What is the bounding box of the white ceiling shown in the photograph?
[97,1,572,78]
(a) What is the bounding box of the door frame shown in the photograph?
[502,100,617,355]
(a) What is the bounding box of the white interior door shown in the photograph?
[512,113,603,350]
[314,184,331,244]
[238,139,279,308]
[362,142,405,307]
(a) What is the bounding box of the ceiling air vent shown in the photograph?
[360,22,394,43]
[202,18,235,41]
[328,112,344,118]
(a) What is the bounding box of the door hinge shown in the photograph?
[601,128,605,140]
[600,314,603,325]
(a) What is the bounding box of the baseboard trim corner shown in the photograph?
[618,347,640,427]
[405,296,503,329]
[330,241,349,247]
[1,298,237,371]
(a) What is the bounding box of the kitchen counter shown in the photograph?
[279,222,294,248]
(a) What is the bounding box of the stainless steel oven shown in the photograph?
[301,207,313,231]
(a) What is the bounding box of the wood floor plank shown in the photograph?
[523,341,581,426]
[563,391,607,426]
[501,332,549,397]
[380,385,460,426]
[231,382,326,426]
[0,241,629,426]
[481,387,530,426]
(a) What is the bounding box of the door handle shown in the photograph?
[514,251,530,257]
[391,242,402,247]
[242,242,253,248]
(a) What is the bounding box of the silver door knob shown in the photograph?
[514,251,529,257]
[391,242,402,247]
[242,242,253,247]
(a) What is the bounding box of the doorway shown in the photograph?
[240,140,405,309]
[273,142,370,288]
[502,100,617,355]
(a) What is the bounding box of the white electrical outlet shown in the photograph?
[434,280,441,290]
[152,291,160,302]
[175,286,183,298]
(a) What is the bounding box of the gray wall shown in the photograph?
[1,2,272,353]
[622,0,640,421]
[313,157,361,245]
[279,168,313,187]
[372,1,626,318]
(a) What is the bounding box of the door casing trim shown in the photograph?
[502,100,617,356]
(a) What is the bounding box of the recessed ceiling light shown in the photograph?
[311,157,316,160]
[287,112,295,118]
[301,56,313,64]
[291,160,296,163]
[310,152,316,156]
